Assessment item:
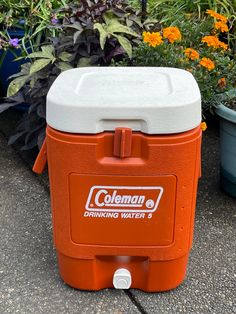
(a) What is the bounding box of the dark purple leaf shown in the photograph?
[37,103,46,118]
[8,131,26,145]
[37,129,46,149]
[108,46,125,60]
[0,102,19,113]
[7,92,25,103]
[21,136,38,150]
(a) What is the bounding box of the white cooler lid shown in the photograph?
[47,67,201,134]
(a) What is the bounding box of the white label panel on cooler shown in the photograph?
[85,186,164,213]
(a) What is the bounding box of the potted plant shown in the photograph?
[0,26,27,96]
[0,0,69,96]
[123,9,236,196]
[0,0,153,149]
[215,93,236,197]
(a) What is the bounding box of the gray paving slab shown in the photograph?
[0,134,140,314]
[131,128,236,314]
[0,118,235,314]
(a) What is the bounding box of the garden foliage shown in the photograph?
[0,0,153,149]
[129,10,236,114]
[128,0,236,23]
[0,0,70,53]
[0,1,235,150]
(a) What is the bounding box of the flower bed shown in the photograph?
[129,10,235,115]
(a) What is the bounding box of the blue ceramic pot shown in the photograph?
[0,29,30,111]
[0,29,26,94]
[215,104,236,197]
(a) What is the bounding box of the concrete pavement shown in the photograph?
[0,118,235,314]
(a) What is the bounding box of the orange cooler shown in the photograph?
[33,67,202,292]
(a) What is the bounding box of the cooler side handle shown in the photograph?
[32,139,47,174]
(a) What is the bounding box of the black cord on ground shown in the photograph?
[125,290,148,314]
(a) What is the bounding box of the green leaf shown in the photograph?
[30,59,52,74]
[26,51,48,59]
[106,19,138,37]
[94,23,108,50]
[115,35,133,58]
[26,51,44,59]
[9,63,31,79]
[103,11,114,25]
[30,75,38,89]
[143,18,159,26]
[126,19,133,28]
[77,57,91,67]
[13,56,27,61]
[56,62,73,72]
[58,52,73,62]
[226,89,236,99]
[129,15,143,28]
[7,75,29,97]
[41,45,55,59]
[27,46,55,60]
[21,63,32,74]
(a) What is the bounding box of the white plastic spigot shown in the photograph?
[113,268,132,289]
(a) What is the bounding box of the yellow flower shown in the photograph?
[143,31,163,47]
[184,48,200,60]
[218,77,227,88]
[163,27,182,43]
[214,21,229,32]
[201,35,228,50]
[206,10,227,23]
[200,57,215,71]
[201,122,207,131]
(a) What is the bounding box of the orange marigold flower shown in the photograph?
[143,31,163,47]
[201,35,228,50]
[214,21,229,32]
[200,57,215,71]
[201,122,207,131]
[163,27,182,43]
[206,9,227,23]
[184,48,200,60]
[218,77,227,88]
[218,41,228,50]
[201,35,219,48]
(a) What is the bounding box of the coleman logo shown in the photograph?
[85,186,163,213]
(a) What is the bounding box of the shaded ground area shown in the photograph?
[0,110,235,313]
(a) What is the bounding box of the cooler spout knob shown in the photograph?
[113,268,132,289]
